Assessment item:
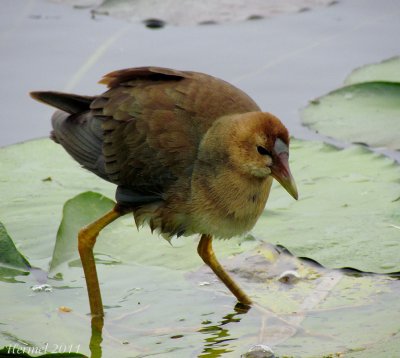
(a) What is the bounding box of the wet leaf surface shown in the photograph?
[258,140,400,273]
[0,139,400,356]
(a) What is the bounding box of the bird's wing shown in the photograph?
[90,67,260,197]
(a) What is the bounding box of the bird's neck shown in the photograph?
[189,162,273,237]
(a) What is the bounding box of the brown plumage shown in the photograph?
[30,67,298,317]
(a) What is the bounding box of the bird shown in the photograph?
[30,66,298,318]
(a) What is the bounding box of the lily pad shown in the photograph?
[1,139,399,274]
[2,239,399,357]
[344,56,400,85]
[255,140,400,273]
[0,139,115,267]
[0,138,400,357]
[301,81,400,150]
[0,221,31,281]
[49,192,115,272]
[0,221,30,270]
[192,243,400,357]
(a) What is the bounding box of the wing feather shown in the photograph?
[90,67,260,197]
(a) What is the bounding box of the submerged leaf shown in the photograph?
[191,242,400,356]
[302,81,400,150]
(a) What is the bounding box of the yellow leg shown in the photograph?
[78,205,129,319]
[197,234,252,305]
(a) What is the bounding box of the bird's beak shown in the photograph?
[271,142,298,200]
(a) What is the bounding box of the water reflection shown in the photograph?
[87,303,250,358]
[198,303,250,357]
[89,316,103,358]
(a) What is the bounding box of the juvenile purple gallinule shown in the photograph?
[31,67,297,317]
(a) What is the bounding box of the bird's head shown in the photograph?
[201,112,298,200]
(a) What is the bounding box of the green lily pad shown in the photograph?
[0,139,115,267]
[0,138,399,273]
[344,56,400,85]
[0,138,400,357]
[255,140,400,273]
[49,192,115,272]
[0,221,30,281]
[301,81,400,150]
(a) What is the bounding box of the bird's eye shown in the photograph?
[257,146,271,156]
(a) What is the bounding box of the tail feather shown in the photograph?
[30,91,94,114]
[31,90,113,181]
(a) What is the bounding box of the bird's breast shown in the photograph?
[188,172,273,238]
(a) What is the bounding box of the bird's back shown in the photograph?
[31,67,260,206]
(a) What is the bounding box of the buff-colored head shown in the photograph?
[199,112,298,200]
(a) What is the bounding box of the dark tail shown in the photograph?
[31,90,108,181]
[30,91,95,114]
